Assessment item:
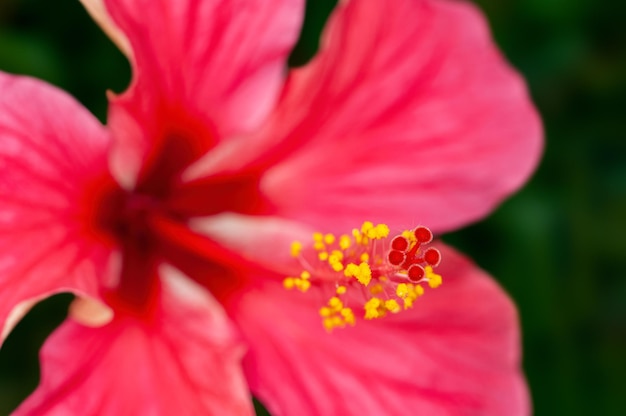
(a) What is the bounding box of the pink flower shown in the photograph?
[0,0,541,415]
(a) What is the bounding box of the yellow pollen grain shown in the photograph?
[364,223,389,239]
[360,252,370,262]
[313,241,326,251]
[364,310,378,320]
[360,221,374,234]
[357,262,372,286]
[385,299,401,313]
[318,251,329,261]
[341,308,355,325]
[364,298,382,320]
[290,241,302,257]
[323,318,335,331]
[344,263,359,277]
[345,264,358,281]
[365,298,381,308]
[294,279,310,292]
[329,297,343,311]
[324,233,336,245]
[300,271,311,280]
[396,283,409,298]
[329,253,345,271]
[336,285,347,295]
[374,224,390,239]
[403,297,414,309]
[331,262,344,272]
[428,276,442,288]
[404,284,417,300]
[344,262,372,286]
[329,252,344,269]
[339,235,352,250]
[283,277,295,290]
[313,232,324,242]
[425,266,442,288]
[320,297,356,331]
[331,250,344,260]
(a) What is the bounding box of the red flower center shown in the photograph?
[80,131,269,319]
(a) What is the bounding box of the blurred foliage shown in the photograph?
[0,0,624,415]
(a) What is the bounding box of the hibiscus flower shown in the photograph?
[0,0,542,414]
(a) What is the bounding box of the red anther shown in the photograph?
[414,226,433,244]
[388,250,406,266]
[391,235,409,251]
[407,264,425,282]
[424,247,441,267]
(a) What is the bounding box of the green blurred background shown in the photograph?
[0,0,624,414]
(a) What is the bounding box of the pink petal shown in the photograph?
[190,213,314,276]
[0,73,112,344]
[103,0,304,187]
[254,0,542,233]
[231,244,529,416]
[16,268,254,415]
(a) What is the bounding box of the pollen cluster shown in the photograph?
[284,221,443,331]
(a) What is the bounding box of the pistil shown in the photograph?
[284,221,443,331]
